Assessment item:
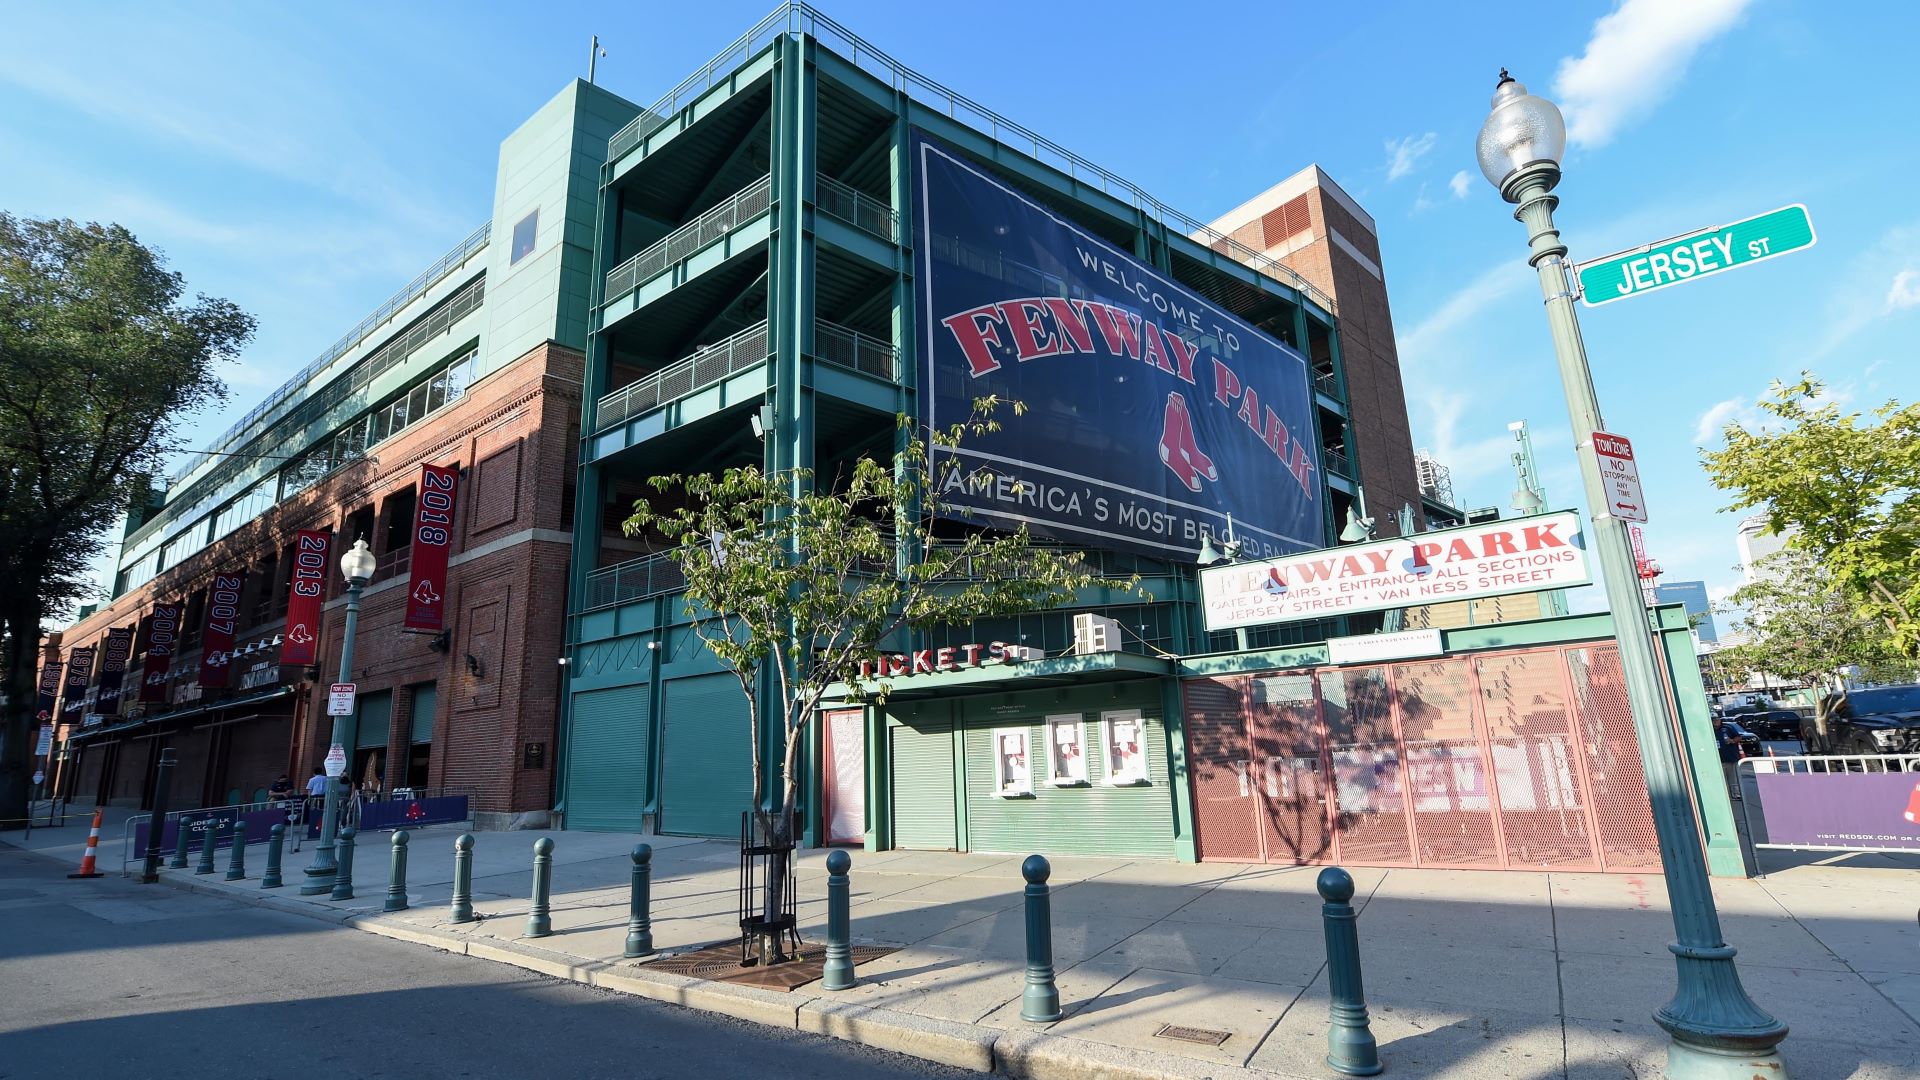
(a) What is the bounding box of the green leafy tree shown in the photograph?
[1701,375,1920,657]
[1712,550,1901,747]
[624,400,1140,819]
[0,214,254,827]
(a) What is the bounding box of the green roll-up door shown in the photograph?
[659,673,754,838]
[355,691,393,749]
[409,683,436,744]
[890,719,957,850]
[564,685,650,832]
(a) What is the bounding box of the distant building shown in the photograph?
[1736,514,1794,586]
[1653,580,1718,644]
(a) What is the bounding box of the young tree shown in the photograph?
[0,214,254,827]
[1701,375,1920,657]
[1713,550,1901,747]
[626,401,1142,819]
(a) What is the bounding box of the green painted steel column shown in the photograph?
[1316,868,1382,1076]
[1502,159,1788,1075]
[224,820,248,880]
[1659,617,1745,877]
[384,830,410,912]
[625,843,654,958]
[194,819,218,875]
[261,823,285,889]
[821,849,854,990]
[1018,855,1061,1022]
[526,837,554,938]
[1159,677,1198,863]
[330,827,356,901]
[449,833,475,923]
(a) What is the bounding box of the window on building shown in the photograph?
[381,487,416,555]
[510,210,538,264]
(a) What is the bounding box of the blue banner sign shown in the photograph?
[911,135,1325,560]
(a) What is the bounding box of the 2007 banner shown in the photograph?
[911,135,1324,560]
[404,462,459,631]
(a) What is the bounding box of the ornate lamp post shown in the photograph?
[1477,73,1789,1078]
[300,537,377,895]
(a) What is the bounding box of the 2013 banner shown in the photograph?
[404,462,459,631]
[95,625,135,715]
[197,571,245,688]
[910,135,1324,561]
[140,603,181,703]
[283,530,332,665]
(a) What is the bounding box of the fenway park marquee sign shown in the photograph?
[1200,511,1592,632]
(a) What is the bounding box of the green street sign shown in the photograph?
[1575,204,1815,307]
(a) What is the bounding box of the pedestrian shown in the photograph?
[1717,726,1743,802]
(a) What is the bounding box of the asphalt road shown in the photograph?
[0,846,972,1080]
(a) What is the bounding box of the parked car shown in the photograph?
[1800,685,1920,755]
[1726,707,1803,741]
[1717,721,1763,760]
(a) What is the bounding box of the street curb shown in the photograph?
[130,864,1320,1080]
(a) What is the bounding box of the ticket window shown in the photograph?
[1047,714,1088,786]
[1100,710,1150,785]
[993,728,1032,797]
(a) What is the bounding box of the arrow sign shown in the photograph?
[1576,204,1815,307]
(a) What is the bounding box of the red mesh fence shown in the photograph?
[1248,673,1332,864]
[1565,647,1662,871]
[1185,676,1263,862]
[1320,666,1414,865]
[1475,651,1599,869]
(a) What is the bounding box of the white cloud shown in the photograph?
[1691,396,1750,446]
[1887,269,1920,310]
[1448,170,1471,200]
[1385,133,1438,181]
[1553,0,1753,149]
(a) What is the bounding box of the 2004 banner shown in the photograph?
[911,135,1324,561]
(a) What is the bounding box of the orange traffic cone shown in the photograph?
[68,807,105,879]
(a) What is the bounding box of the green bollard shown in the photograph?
[170,819,193,869]
[624,844,654,958]
[262,824,285,889]
[224,820,249,880]
[526,837,554,938]
[195,820,219,875]
[384,830,410,912]
[1317,867,1382,1076]
[449,833,475,923]
[822,850,854,990]
[330,827,357,901]
[1019,854,1062,1022]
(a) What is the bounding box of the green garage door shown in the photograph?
[564,686,650,831]
[890,720,957,850]
[659,674,754,837]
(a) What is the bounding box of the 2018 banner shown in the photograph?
[198,571,245,688]
[911,135,1324,561]
[404,462,458,631]
[60,645,96,722]
[140,603,181,703]
[283,530,332,665]
[34,657,62,723]
[95,625,134,715]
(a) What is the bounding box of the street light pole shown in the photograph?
[1479,73,1789,1079]
[300,537,376,895]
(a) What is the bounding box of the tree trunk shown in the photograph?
[0,591,48,831]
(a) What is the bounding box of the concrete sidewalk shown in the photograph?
[8,811,1917,1079]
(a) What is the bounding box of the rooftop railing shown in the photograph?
[603,176,773,304]
[605,3,1333,313]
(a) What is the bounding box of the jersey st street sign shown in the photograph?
[1575,204,1815,307]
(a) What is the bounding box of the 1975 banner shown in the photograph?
[912,136,1323,560]
[1201,511,1591,631]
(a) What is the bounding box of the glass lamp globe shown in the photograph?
[1476,72,1566,192]
[340,537,377,585]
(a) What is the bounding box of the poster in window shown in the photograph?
[1046,714,1087,785]
[1101,710,1149,785]
[993,728,1031,796]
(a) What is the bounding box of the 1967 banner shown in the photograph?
[1201,511,1592,631]
[911,136,1323,560]
[404,462,459,631]
[282,530,332,666]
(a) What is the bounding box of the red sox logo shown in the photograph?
[1158,392,1217,493]
[288,624,315,645]
[412,580,442,606]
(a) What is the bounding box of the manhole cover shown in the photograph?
[1154,1023,1232,1047]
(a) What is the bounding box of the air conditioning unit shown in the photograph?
[1072,612,1122,655]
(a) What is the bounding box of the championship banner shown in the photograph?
[34,657,62,724]
[283,530,332,665]
[1200,511,1592,632]
[911,135,1323,560]
[139,603,182,703]
[197,571,245,689]
[60,645,96,722]
[94,625,135,715]
[404,462,458,631]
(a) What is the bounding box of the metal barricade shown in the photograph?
[1737,753,1920,861]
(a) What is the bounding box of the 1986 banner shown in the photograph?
[912,136,1323,560]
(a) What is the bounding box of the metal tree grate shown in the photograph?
[1154,1023,1232,1047]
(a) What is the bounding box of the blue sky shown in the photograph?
[3,0,1916,613]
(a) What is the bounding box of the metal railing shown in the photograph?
[604,3,1333,314]
[814,320,896,379]
[584,552,689,610]
[1324,449,1353,477]
[603,176,774,302]
[817,175,896,242]
[1315,371,1340,398]
[595,321,772,431]
[372,545,412,584]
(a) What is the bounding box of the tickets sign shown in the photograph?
[1200,511,1592,632]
